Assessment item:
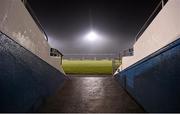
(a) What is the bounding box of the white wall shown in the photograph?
[122,0,180,70]
[0,0,65,74]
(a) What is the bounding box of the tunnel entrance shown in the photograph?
[62,57,121,75]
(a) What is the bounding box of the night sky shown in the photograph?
[28,0,161,56]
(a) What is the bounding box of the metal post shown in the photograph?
[112,59,115,74]
[22,0,27,5]
[162,0,164,8]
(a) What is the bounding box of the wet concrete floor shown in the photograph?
[38,75,144,113]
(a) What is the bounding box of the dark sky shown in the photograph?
[28,0,161,56]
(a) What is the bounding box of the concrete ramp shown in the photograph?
[38,76,144,113]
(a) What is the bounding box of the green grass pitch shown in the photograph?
[62,59,113,75]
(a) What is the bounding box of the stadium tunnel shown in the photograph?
[0,0,180,112]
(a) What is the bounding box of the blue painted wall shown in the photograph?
[115,38,180,112]
[0,32,66,112]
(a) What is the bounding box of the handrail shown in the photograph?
[22,1,48,41]
[134,0,168,42]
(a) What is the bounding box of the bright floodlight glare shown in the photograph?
[85,31,98,42]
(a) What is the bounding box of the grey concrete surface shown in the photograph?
[38,75,144,113]
[0,0,64,73]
